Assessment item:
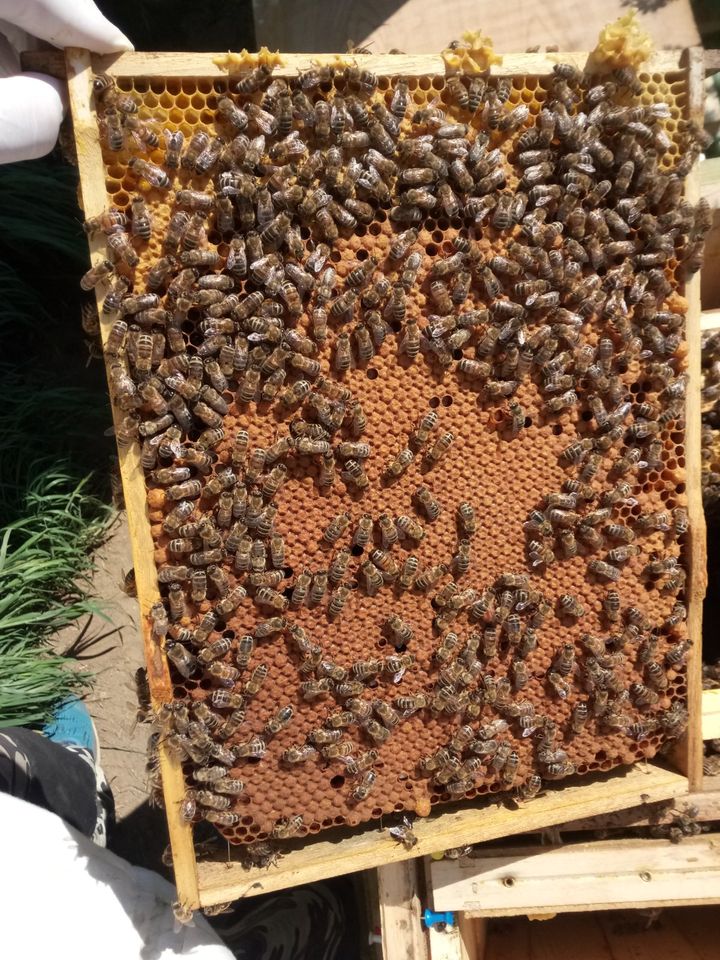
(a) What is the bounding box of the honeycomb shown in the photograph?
[83,54,703,847]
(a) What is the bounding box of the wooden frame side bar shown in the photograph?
[65,47,201,912]
[676,46,707,790]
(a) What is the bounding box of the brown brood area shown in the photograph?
[83,53,705,848]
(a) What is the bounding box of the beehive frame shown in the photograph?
[64,46,706,911]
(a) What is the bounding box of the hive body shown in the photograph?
[91,60,698,845]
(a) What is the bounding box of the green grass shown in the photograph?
[0,156,115,727]
[0,467,111,727]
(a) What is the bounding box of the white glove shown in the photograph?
[0,0,133,164]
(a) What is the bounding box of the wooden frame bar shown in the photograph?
[23,48,720,81]
[429,836,720,917]
[65,46,200,914]
[65,45,706,913]
[676,46,707,792]
[192,765,687,906]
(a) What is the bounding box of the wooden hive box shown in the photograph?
[417,907,720,960]
[62,45,707,912]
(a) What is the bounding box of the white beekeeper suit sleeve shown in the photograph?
[0,0,133,164]
[0,792,234,960]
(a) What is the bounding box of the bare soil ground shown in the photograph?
[53,515,169,868]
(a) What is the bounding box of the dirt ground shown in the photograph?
[55,514,169,868]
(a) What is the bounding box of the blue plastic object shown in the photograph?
[422,909,455,929]
[43,697,98,760]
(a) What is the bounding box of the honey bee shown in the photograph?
[425,432,454,464]
[350,769,377,802]
[355,559,381,596]
[658,703,689,739]
[453,539,472,576]
[389,227,419,261]
[664,603,687,629]
[299,674,335,702]
[547,670,572,700]
[587,559,621,582]
[630,681,660,709]
[232,62,273,94]
[385,614,414,649]
[319,514,351,549]
[348,400,367,438]
[369,514,395,552]
[128,157,170,190]
[373,698,400,730]
[381,447,413,480]
[607,544,640,564]
[231,735,266,761]
[80,258,114,291]
[391,512,424,543]
[318,738,354,760]
[558,594,584,618]
[268,814,304,840]
[282,744,318,764]
[340,460,370,490]
[166,641,198,680]
[262,706,294,739]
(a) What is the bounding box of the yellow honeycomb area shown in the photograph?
[589,11,654,73]
[441,31,504,74]
[93,65,692,846]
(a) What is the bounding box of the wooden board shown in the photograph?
[430,836,720,916]
[700,157,720,311]
[670,906,720,960]
[250,0,700,56]
[701,309,720,331]
[484,909,720,960]
[378,859,429,960]
[425,918,475,960]
[64,45,706,911]
[546,781,720,832]
[704,689,720,740]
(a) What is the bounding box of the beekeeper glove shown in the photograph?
[0,0,132,164]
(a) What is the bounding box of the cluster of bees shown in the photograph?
[702,329,720,514]
[85,52,703,843]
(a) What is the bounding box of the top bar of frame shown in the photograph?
[90,49,694,79]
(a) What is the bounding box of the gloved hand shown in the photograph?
[0,0,133,164]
